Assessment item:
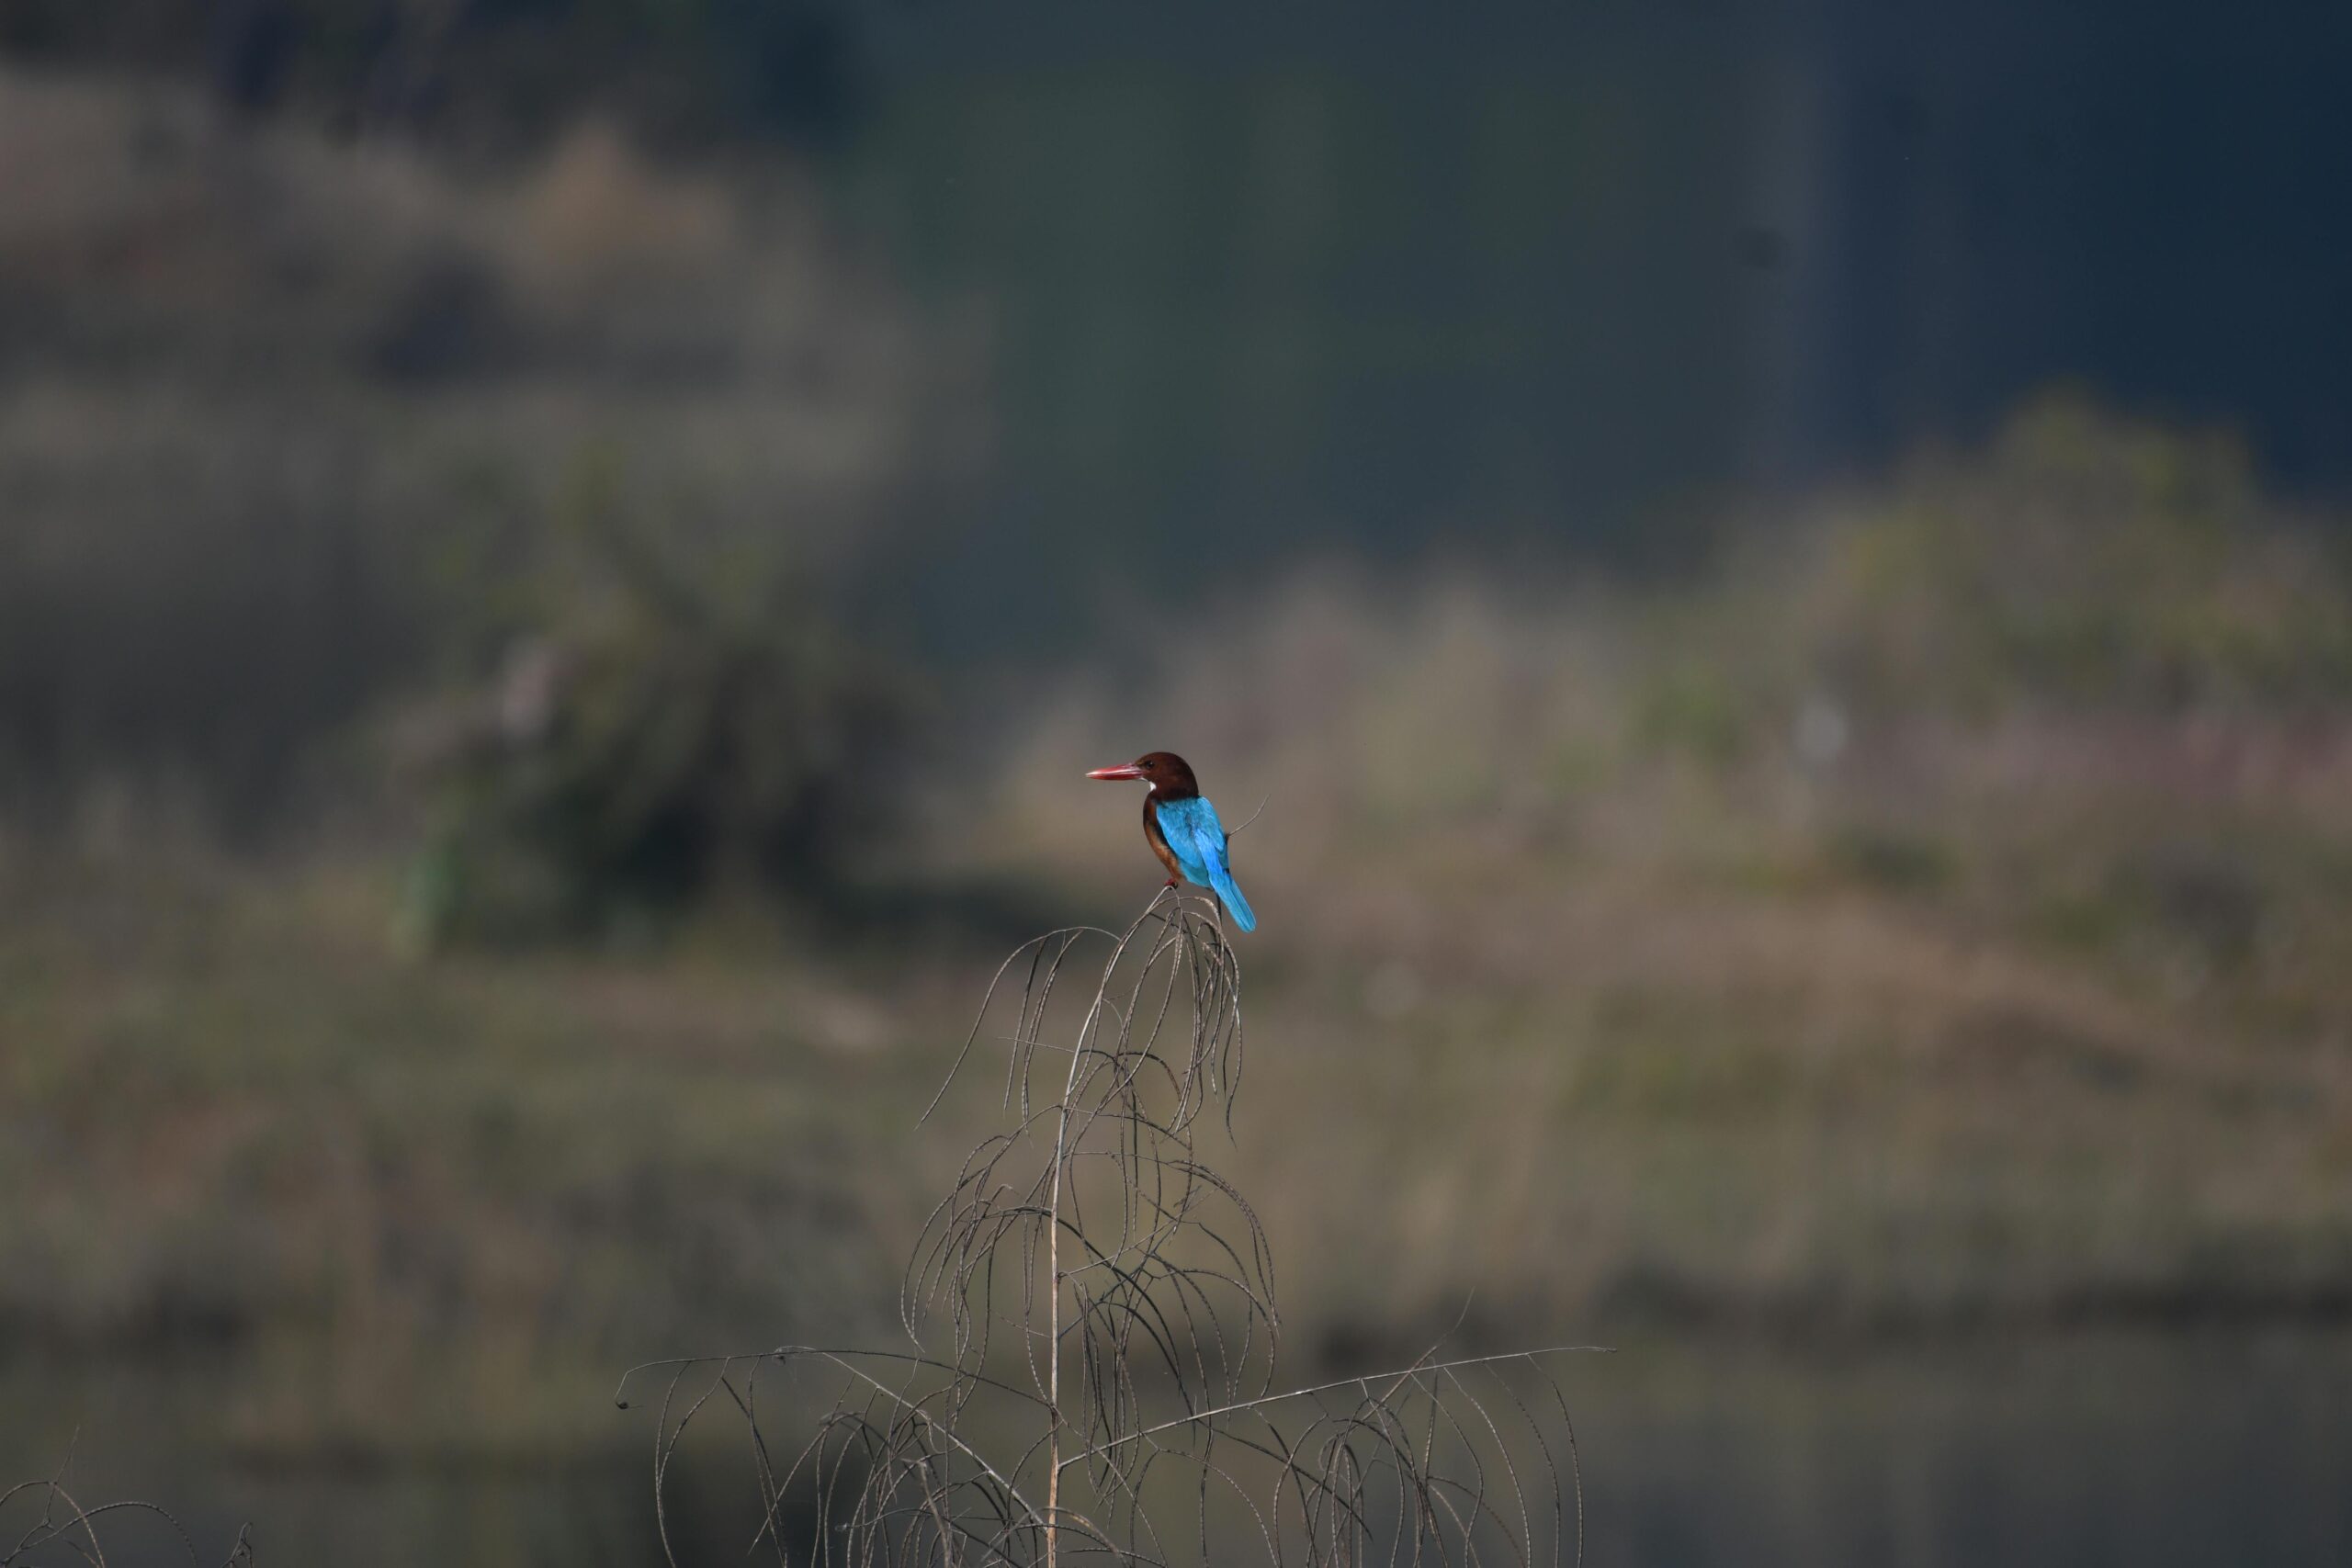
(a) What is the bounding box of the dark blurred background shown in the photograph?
[4,3,2351,1563]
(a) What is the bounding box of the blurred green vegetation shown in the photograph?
[0,71,966,847]
[12,392,2352,1461]
[0,848,912,1459]
[969,394,2352,1348]
[6,68,2352,1470]
[0,0,868,147]
[1785,401,2352,716]
[398,450,913,947]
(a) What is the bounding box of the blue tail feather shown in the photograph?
[1209,868,1256,932]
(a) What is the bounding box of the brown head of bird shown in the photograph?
[1083,750,1200,799]
[1085,750,1208,890]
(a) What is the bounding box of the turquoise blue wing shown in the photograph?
[1152,798,1214,886]
[1154,795,1257,932]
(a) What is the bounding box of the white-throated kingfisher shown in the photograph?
[1085,751,1258,932]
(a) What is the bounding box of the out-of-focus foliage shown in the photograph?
[1610,396,2352,770]
[0,72,971,839]
[964,406,2352,1348]
[1786,396,2352,717]
[991,397,2352,1064]
[5,37,2352,1468]
[396,454,912,947]
[10,399,2352,1461]
[0,0,868,147]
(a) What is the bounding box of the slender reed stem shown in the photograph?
[638,887,1593,1568]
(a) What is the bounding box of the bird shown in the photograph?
[1085,751,1257,932]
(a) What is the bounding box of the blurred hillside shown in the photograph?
[6,12,2352,1523]
[0,66,978,836]
[10,390,2352,1460]
[9,2,2352,660]
[981,399,2352,1344]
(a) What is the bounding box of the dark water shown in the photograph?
[1578,1331,2352,1568]
[6,1331,2348,1566]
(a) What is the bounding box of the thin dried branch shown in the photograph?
[640,888,1600,1568]
[0,1473,252,1568]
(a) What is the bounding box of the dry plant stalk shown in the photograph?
[623,889,1596,1568]
[0,1471,253,1568]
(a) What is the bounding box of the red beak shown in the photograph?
[1086,763,1146,781]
